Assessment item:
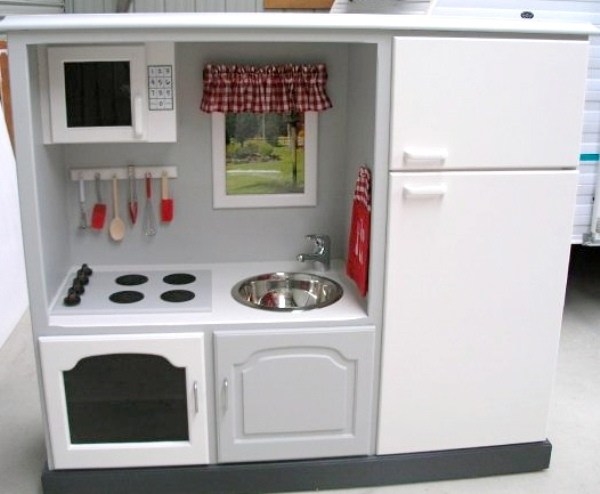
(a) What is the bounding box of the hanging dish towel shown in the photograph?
[347,165,371,297]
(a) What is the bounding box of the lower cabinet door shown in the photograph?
[39,333,209,469]
[214,327,376,463]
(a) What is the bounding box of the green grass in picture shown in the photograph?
[225,113,305,196]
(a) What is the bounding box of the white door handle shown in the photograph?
[193,381,199,414]
[133,95,144,139]
[403,149,447,167]
[402,184,447,198]
[222,378,229,413]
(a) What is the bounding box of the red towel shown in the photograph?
[347,166,371,297]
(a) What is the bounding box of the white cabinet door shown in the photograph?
[39,333,209,469]
[214,327,375,463]
[390,36,588,170]
[378,170,577,454]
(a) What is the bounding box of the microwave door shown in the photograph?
[47,45,146,143]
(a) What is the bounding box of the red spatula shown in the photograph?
[160,172,174,223]
[90,173,107,230]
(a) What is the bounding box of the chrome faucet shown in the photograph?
[297,234,331,271]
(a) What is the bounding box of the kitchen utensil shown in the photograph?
[128,165,138,225]
[90,173,106,230]
[160,172,174,223]
[77,174,88,229]
[143,173,157,236]
[109,176,125,242]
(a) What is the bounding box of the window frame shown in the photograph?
[211,111,318,209]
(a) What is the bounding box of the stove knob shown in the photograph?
[72,279,85,295]
[76,270,89,286]
[81,264,93,277]
[63,288,81,307]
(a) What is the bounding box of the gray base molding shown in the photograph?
[42,440,552,494]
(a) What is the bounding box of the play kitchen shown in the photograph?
[3,12,594,494]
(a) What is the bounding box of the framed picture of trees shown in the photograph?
[211,111,318,208]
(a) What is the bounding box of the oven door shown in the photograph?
[39,333,209,469]
[46,45,146,143]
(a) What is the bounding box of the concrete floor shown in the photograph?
[1,246,599,494]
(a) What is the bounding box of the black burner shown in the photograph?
[109,291,144,304]
[161,290,195,303]
[116,274,149,286]
[163,273,196,285]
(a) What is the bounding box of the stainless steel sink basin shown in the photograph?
[232,272,343,311]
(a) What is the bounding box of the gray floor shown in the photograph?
[1,246,599,494]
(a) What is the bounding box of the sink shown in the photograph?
[232,272,343,311]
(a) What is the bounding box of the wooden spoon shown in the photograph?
[109,176,125,242]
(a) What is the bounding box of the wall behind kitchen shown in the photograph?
[63,42,356,267]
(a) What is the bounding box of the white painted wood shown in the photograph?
[390,36,589,170]
[378,170,577,454]
[69,165,177,181]
[215,327,375,463]
[39,333,210,469]
[46,45,145,142]
[41,42,176,143]
[2,13,595,36]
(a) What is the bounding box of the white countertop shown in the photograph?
[1,12,596,36]
[47,260,368,329]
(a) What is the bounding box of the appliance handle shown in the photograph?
[403,149,447,167]
[403,184,447,198]
[133,95,144,139]
[223,378,229,413]
[193,381,199,414]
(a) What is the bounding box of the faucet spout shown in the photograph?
[297,234,331,271]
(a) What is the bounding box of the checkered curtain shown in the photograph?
[200,64,332,113]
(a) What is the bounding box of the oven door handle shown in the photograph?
[193,381,199,415]
[222,378,229,413]
[133,95,144,139]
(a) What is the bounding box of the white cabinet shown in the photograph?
[377,170,577,454]
[214,327,376,463]
[390,36,588,170]
[39,333,209,469]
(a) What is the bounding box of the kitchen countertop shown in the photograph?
[47,260,368,329]
[1,12,596,36]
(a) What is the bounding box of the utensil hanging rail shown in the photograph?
[69,166,177,182]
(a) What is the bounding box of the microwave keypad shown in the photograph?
[148,65,173,111]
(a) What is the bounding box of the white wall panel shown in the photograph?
[0,104,28,349]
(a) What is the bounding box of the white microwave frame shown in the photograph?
[39,43,176,144]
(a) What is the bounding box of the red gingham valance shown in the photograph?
[200,64,333,113]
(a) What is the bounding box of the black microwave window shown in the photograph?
[64,61,132,128]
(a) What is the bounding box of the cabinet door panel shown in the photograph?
[241,349,350,434]
[390,36,588,170]
[215,328,375,463]
[39,333,209,469]
[378,171,576,454]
